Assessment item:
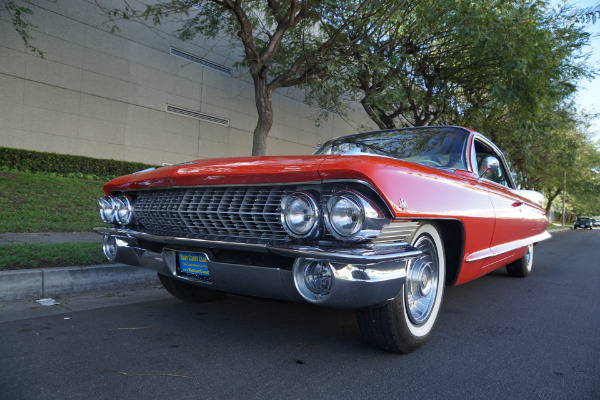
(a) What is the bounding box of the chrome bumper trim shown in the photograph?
[94,227,271,253]
[94,227,421,265]
[268,242,421,264]
[96,228,423,308]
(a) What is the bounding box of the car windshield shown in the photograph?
[314,127,469,170]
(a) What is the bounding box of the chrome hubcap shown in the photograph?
[525,245,533,271]
[419,264,432,296]
[406,235,439,325]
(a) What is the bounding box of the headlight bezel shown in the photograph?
[324,190,385,242]
[280,191,322,239]
[324,191,364,240]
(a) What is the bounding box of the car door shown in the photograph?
[472,137,544,270]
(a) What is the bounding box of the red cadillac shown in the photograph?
[96,126,550,353]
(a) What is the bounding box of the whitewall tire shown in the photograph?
[356,223,446,353]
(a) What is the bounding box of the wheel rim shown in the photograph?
[405,235,439,325]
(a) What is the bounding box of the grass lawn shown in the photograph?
[0,242,108,271]
[547,222,572,230]
[0,171,109,270]
[0,171,106,233]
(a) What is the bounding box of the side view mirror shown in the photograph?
[481,156,500,175]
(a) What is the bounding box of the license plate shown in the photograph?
[178,252,210,279]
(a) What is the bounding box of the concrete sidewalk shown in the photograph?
[0,232,158,302]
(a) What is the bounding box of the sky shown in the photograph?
[562,0,600,137]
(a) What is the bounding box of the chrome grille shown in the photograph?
[127,182,398,243]
[133,187,297,240]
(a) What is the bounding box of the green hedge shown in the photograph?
[0,147,158,178]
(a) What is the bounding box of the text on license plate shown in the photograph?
[178,252,210,277]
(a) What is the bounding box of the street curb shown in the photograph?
[0,228,572,303]
[0,264,159,302]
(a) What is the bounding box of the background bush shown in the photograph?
[0,147,157,179]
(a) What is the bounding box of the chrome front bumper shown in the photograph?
[94,227,422,309]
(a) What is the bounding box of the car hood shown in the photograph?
[103,154,471,197]
[103,156,330,193]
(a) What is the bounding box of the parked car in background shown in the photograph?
[592,218,600,227]
[574,217,593,229]
[96,126,550,353]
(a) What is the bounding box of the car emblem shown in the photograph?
[398,198,408,210]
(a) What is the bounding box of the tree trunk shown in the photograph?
[545,187,562,216]
[251,75,274,156]
[361,98,392,130]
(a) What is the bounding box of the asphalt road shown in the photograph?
[1,229,598,400]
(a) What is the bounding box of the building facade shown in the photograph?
[0,0,375,165]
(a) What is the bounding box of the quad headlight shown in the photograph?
[98,195,135,225]
[280,192,320,238]
[113,195,134,225]
[324,191,385,242]
[281,189,385,242]
[325,193,364,239]
[98,196,116,224]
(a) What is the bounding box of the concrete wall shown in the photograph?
[0,0,376,165]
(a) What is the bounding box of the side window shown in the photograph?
[474,140,511,188]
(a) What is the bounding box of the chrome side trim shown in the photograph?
[465,231,551,262]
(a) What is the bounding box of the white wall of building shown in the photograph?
[0,0,376,164]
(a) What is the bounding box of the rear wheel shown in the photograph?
[356,223,445,353]
[157,273,226,303]
[506,244,533,278]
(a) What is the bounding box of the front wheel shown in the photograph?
[356,223,446,353]
[506,244,533,278]
[157,273,226,303]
